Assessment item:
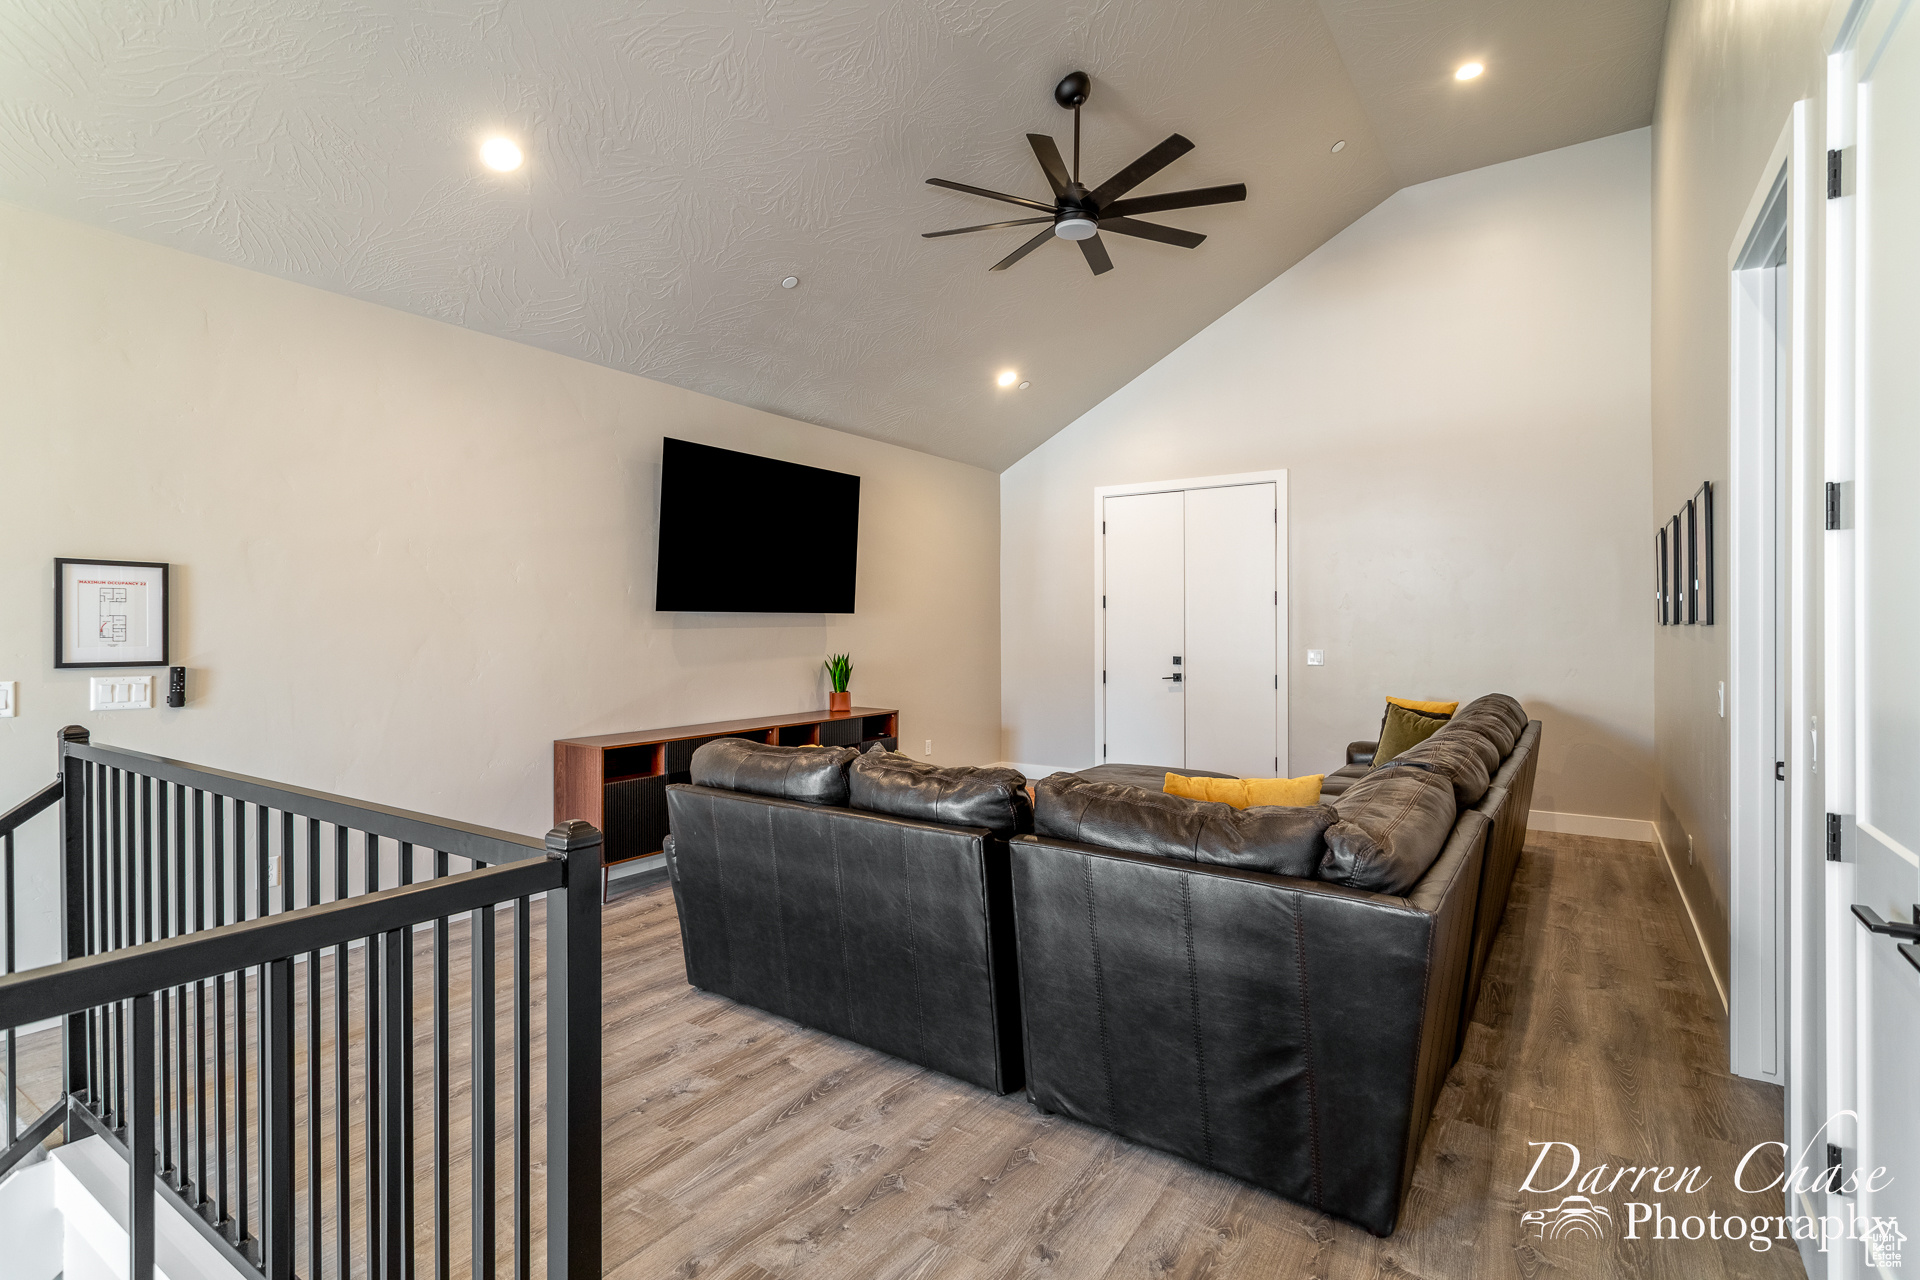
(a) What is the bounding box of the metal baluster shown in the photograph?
[213,794,229,1229]
[306,817,322,1280]
[395,843,415,1279]
[110,768,123,1126]
[263,956,295,1280]
[83,761,98,1113]
[174,783,191,1199]
[156,780,172,1181]
[433,850,450,1280]
[3,828,13,1145]
[334,824,352,1280]
[131,991,156,1280]
[545,823,603,1280]
[380,923,407,1280]
[235,800,251,1250]
[194,788,208,1211]
[513,895,530,1280]
[364,833,381,1273]
[472,902,496,1280]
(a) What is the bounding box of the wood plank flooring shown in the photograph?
[5,831,1803,1279]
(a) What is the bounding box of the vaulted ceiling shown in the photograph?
[0,0,1668,470]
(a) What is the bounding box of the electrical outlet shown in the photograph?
[1306,649,1325,667]
[0,681,15,717]
[268,853,285,888]
[924,739,933,756]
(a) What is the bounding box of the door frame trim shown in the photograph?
[1092,469,1289,774]
[1726,106,1815,1091]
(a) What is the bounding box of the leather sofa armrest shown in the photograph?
[1347,740,1378,766]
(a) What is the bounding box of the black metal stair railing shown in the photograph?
[0,726,603,1280]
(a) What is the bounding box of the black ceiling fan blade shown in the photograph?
[1028,134,1072,198]
[989,226,1058,271]
[926,177,1056,214]
[1087,134,1195,207]
[1100,183,1247,219]
[1077,233,1114,276]
[1100,217,1205,249]
[923,216,1054,239]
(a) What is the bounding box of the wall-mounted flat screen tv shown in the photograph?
[654,438,860,612]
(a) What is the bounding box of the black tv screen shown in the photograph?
[654,438,860,612]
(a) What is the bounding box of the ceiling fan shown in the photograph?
[923,71,1247,276]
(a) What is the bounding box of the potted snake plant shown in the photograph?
[824,653,853,713]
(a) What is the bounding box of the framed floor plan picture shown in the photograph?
[54,558,169,668]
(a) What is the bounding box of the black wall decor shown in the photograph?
[1694,480,1715,624]
[1656,527,1670,625]
[1655,481,1715,627]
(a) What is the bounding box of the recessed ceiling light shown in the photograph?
[1018,380,1031,390]
[1455,62,1484,81]
[480,137,523,171]
[1331,140,1347,153]
[781,275,799,289]
[996,370,1018,388]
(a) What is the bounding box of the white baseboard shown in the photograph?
[1526,809,1657,842]
[1651,821,1730,1012]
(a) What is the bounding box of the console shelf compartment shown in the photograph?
[554,707,900,895]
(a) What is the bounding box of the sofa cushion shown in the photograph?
[849,750,1033,837]
[688,739,858,806]
[1375,701,1449,765]
[1075,763,1235,789]
[1034,774,1334,878]
[1318,764,1459,894]
[1448,709,1518,756]
[1458,693,1528,737]
[1427,720,1501,772]
[1389,736,1492,807]
[1163,772,1324,808]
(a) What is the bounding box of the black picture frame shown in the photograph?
[1668,514,1683,626]
[1694,480,1715,624]
[1683,498,1698,624]
[53,558,170,669]
[1656,527,1669,625]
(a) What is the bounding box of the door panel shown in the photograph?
[1184,484,1279,777]
[1103,491,1185,766]
[1852,3,1920,1259]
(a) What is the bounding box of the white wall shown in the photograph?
[0,201,1001,969]
[1000,129,1656,824]
[1650,0,1831,990]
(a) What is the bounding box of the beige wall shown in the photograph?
[1651,0,1831,982]
[1000,130,1656,824]
[0,201,1001,968]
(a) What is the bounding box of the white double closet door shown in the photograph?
[1099,475,1284,777]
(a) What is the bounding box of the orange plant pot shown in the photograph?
[829,691,853,713]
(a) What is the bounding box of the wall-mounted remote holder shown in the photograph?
[168,666,186,708]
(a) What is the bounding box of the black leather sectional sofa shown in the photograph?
[662,696,1541,1237]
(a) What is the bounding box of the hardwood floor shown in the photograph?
[5,831,1802,1279]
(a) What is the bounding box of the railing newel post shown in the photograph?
[59,725,90,1132]
[543,820,603,1280]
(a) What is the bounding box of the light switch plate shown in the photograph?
[1306,649,1325,667]
[0,681,15,717]
[90,675,154,711]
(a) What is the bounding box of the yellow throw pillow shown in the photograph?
[1386,696,1459,716]
[1164,773,1325,809]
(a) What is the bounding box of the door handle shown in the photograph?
[1161,674,1182,682]
[1851,903,1920,941]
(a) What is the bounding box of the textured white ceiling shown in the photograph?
[0,0,1666,470]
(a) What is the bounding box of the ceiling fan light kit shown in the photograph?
[923,71,1247,277]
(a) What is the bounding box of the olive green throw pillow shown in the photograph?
[1375,702,1449,766]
